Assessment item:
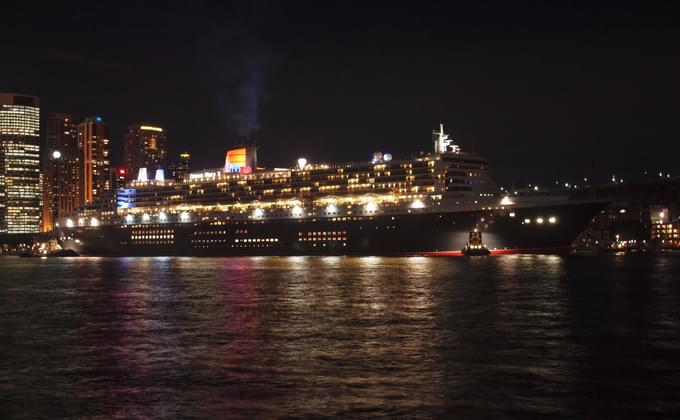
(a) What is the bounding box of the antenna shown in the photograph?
[432,123,461,154]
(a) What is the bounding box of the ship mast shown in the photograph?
[433,123,460,154]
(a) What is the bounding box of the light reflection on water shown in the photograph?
[1,255,679,418]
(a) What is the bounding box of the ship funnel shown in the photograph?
[137,167,148,182]
[155,168,165,182]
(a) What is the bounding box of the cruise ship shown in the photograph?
[58,125,607,256]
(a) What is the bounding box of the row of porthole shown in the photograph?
[234,238,279,243]
[300,231,348,236]
[299,237,347,242]
[132,235,174,240]
[231,244,276,248]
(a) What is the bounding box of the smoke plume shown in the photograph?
[199,20,273,144]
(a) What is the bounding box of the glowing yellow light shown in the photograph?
[90,217,99,227]
[180,211,190,222]
[548,216,557,224]
[365,202,378,212]
[536,217,544,224]
[140,125,163,132]
[500,196,514,206]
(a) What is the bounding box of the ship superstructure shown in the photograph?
[58,126,607,256]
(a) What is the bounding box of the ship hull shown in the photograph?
[60,201,606,256]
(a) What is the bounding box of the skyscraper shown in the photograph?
[169,152,191,182]
[42,113,79,231]
[0,93,41,233]
[77,117,110,207]
[123,123,166,182]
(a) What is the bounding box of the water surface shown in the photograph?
[1,256,679,418]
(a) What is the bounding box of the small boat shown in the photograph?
[462,228,490,256]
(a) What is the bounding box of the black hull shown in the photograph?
[60,201,607,256]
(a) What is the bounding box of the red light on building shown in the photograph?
[119,168,126,175]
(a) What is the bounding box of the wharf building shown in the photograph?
[42,113,79,232]
[650,206,680,248]
[0,93,41,234]
[123,124,166,182]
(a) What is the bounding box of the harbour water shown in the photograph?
[1,255,679,418]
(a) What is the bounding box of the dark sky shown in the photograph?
[2,1,678,185]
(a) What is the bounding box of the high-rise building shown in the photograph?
[110,167,127,202]
[123,123,166,182]
[169,152,191,182]
[42,113,79,231]
[0,93,41,233]
[77,117,110,207]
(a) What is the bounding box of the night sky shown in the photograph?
[2,1,678,186]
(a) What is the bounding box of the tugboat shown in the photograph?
[18,239,79,257]
[462,227,491,256]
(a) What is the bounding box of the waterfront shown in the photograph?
[1,256,679,418]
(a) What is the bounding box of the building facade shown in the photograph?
[169,152,190,182]
[123,124,166,182]
[78,117,110,207]
[42,113,79,231]
[0,93,41,233]
[650,206,679,248]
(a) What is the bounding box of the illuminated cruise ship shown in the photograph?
[59,125,607,256]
